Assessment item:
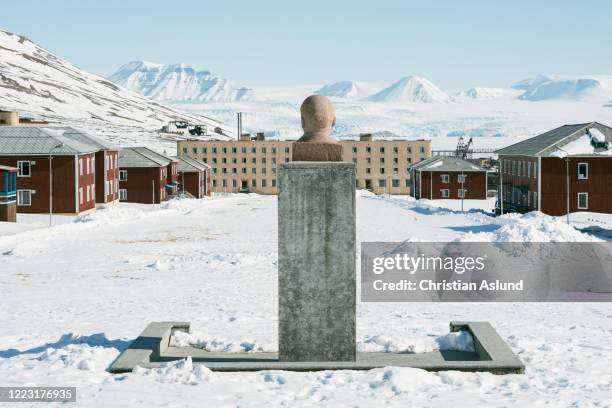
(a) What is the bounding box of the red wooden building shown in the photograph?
[410,156,488,200]
[0,126,118,214]
[175,156,211,198]
[0,165,17,222]
[496,122,612,215]
[118,147,179,204]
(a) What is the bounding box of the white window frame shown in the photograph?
[441,174,449,183]
[527,162,531,178]
[119,189,127,201]
[119,170,128,181]
[86,185,90,202]
[458,189,466,198]
[577,193,588,210]
[17,189,32,206]
[577,163,588,180]
[457,174,466,183]
[79,187,83,205]
[17,161,31,177]
[440,189,450,198]
[79,159,83,176]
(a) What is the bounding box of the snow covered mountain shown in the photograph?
[315,80,381,99]
[109,61,253,102]
[366,76,451,103]
[0,29,230,133]
[456,87,522,100]
[514,75,612,102]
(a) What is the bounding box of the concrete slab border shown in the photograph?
[108,321,524,374]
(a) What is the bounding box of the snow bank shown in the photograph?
[132,357,214,384]
[460,211,603,242]
[357,331,474,354]
[170,330,274,353]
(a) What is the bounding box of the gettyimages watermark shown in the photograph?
[361,242,612,302]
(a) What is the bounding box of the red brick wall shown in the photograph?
[0,154,77,214]
[77,153,96,213]
[419,170,487,199]
[119,166,165,204]
[541,156,612,215]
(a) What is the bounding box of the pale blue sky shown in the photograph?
[2,0,611,89]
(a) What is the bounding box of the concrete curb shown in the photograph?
[108,321,524,374]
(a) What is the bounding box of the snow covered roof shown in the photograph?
[496,122,612,157]
[174,156,210,172]
[119,147,176,168]
[410,156,486,172]
[0,126,113,155]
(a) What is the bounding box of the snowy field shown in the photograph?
[0,193,611,407]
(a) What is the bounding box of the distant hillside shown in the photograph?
[513,75,612,101]
[109,61,254,102]
[456,87,522,100]
[0,29,231,134]
[366,76,451,103]
[315,80,382,99]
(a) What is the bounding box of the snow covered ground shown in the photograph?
[0,193,611,407]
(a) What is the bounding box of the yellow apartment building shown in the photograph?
[177,134,431,195]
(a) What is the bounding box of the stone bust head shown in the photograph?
[298,95,337,144]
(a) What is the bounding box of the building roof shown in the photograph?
[119,147,176,168]
[174,156,210,172]
[410,156,486,172]
[0,126,113,155]
[495,122,612,156]
[0,126,114,155]
[0,165,17,171]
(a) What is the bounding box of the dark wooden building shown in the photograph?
[410,156,488,200]
[496,122,612,216]
[0,126,118,214]
[175,156,211,198]
[118,147,179,204]
[0,165,17,222]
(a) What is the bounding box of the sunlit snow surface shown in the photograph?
[0,193,611,407]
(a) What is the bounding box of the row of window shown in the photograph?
[203,157,290,165]
[364,179,411,188]
[351,146,427,154]
[440,174,467,183]
[79,157,95,176]
[440,189,467,198]
[504,190,589,209]
[213,179,277,188]
[187,146,291,155]
[502,159,537,179]
[16,157,120,178]
[503,159,590,180]
[209,178,413,190]
[504,189,538,208]
[185,145,428,156]
[352,157,418,164]
[78,183,96,205]
[105,154,118,170]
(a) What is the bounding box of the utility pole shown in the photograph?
[555,146,571,224]
[152,179,155,206]
[49,143,63,227]
[499,159,503,215]
[565,157,570,225]
[461,170,465,212]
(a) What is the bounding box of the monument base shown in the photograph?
[108,321,524,374]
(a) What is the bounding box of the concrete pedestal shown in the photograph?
[278,162,356,362]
